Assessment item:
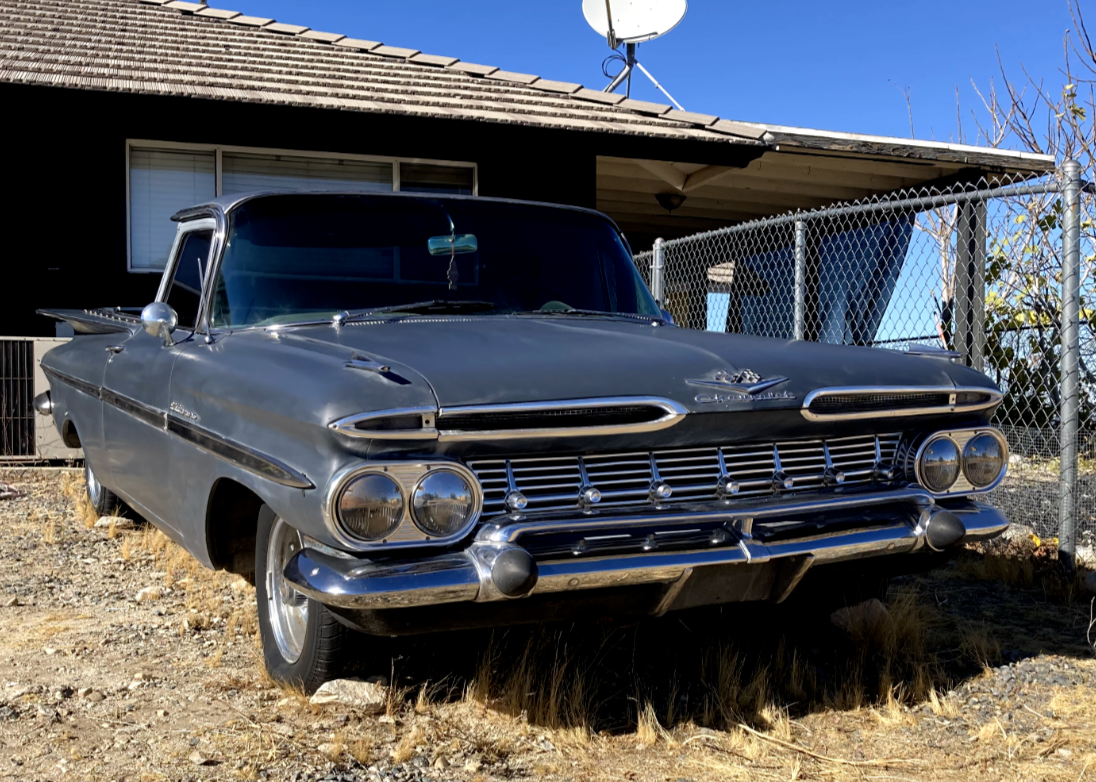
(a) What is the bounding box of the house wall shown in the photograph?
[2,83,607,337]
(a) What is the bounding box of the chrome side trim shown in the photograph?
[801,385,1003,421]
[166,415,313,490]
[42,365,103,401]
[322,461,483,552]
[328,406,439,440]
[43,366,312,489]
[436,397,688,441]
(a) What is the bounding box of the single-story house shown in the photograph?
[0,0,1056,458]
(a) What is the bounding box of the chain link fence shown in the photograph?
[635,164,1094,559]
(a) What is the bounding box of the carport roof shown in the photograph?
[0,0,1056,173]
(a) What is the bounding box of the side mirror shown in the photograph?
[141,302,178,346]
[660,308,675,325]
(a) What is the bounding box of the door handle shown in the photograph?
[106,345,125,355]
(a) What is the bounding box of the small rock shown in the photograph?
[43,648,58,656]
[1057,748,1074,759]
[309,679,387,714]
[464,759,482,773]
[189,750,214,766]
[156,709,168,718]
[85,691,105,703]
[432,757,448,769]
[0,705,16,721]
[77,688,91,698]
[95,516,136,530]
[135,587,162,603]
[831,598,890,635]
[3,596,21,607]
[35,705,58,722]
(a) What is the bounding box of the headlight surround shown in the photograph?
[962,432,1007,488]
[412,469,476,537]
[335,472,405,541]
[919,435,961,493]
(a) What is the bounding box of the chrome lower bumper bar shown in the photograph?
[283,490,1009,611]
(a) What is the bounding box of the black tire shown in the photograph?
[84,459,122,517]
[255,505,357,693]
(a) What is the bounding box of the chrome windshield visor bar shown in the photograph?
[283,492,1009,611]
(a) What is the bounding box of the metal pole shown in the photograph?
[793,216,807,340]
[651,237,665,306]
[1059,159,1082,573]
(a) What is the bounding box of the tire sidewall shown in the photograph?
[254,505,327,688]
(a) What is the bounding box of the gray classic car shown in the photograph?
[38,192,1009,690]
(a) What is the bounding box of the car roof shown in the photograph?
[171,190,619,229]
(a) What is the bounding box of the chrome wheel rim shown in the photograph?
[266,517,309,663]
[85,462,102,508]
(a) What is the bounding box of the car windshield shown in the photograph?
[208,194,660,328]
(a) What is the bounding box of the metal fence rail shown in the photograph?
[636,163,1094,563]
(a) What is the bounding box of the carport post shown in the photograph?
[651,237,665,306]
[793,216,807,340]
[1059,159,1082,573]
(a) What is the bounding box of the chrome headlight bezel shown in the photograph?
[323,461,483,552]
[961,430,1009,489]
[913,427,1009,497]
[333,471,405,542]
[916,435,961,493]
[410,468,478,537]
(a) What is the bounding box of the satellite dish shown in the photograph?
[582,0,688,46]
[581,0,689,110]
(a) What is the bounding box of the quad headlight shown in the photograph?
[962,431,1007,488]
[335,472,405,541]
[916,428,1008,494]
[412,469,476,537]
[919,436,961,493]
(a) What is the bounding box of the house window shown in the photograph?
[127,141,477,272]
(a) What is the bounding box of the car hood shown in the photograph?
[276,316,994,412]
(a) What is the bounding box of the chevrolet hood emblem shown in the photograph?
[687,369,790,395]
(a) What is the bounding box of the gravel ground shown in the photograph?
[0,468,1094,782]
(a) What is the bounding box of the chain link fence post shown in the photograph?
[651,237,665,306]
[793,215,807,341]
[1059,159,1083,573]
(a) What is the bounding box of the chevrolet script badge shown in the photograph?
[688,369,795,403]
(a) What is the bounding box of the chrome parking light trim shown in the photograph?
[436,397,688,441]
[322,461,483,553]
[801,386,1003,421]
[911,427,1009,497]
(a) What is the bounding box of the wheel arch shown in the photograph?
[205,477,267,579]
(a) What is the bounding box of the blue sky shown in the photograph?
[225,0,1073,146]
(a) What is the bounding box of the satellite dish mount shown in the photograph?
[583,0,687,110]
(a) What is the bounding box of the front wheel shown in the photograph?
[84,460,121,517]
[255,506,357,692]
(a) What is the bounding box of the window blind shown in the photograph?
[222,152,393,195]
[129,149,216,270]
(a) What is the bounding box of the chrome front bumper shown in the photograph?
[283,488,1008,611]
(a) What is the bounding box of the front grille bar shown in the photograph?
[467,432,902,517]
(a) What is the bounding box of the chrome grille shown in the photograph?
[468,433,903,516]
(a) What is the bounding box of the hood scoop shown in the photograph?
[803,386,1002,421]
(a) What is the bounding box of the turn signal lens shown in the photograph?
[962,432,1006,488]
[919,436,961,493]
[336,473,404,541]
[412,470,476,537]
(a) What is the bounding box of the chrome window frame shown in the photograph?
[323,461,484,553]
[801,386,1003,421]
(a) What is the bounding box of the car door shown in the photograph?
[102,222,213,528]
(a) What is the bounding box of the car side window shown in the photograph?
[165,230,213,331]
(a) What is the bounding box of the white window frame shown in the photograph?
[125,139,479,274]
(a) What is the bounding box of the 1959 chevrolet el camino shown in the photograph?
[38,192,1009,691]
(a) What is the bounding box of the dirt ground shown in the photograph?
[1,467,1094,782]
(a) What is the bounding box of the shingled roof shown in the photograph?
[0,0,1057,172]
[0,0,772,145]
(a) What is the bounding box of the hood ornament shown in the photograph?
[688,369,795,404]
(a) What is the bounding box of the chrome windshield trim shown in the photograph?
[801,386,1003,421]
[328,406,439,440]
[436,397,688,441]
